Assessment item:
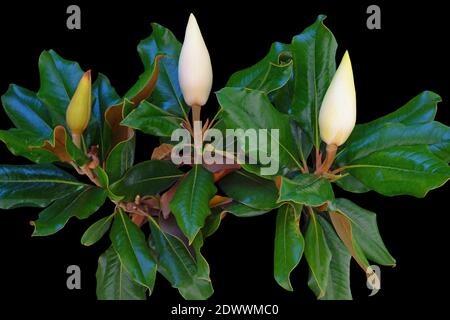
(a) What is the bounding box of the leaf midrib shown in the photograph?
[309,212,325,296]
[235,171,276,193]
[118,211,149,289]
[344,163,449,175]
[150,218,197,281]
[187,166,199,229]
[44,53,73,106]
[136,174,184,184]
[0,178,84,186]
[281,206,289,275]
[159,61,188,120]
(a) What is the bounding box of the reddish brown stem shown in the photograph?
[202,119,210,135]
[70,161,84,175]
[69,160,101,187]
[315,144,337,174]
[116,199,160,218]
[182,120,194,136]
[331,167,346,175]
[315,147,322,171]
[301,160,309,174]
[192,104,201,124]
[81,165,101,187]
[191,104,203,164]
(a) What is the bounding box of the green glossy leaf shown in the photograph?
[226,42,293,94]
[0,129,58,164]
[291,15,337,148]
[178,232,214,299]
[290,120,313,166]
[429,133,450,163]
[81,214,114,246]
[63,129,91,166]
[149,218,196,288]
[32,186,107,236]
[105,131,136,184]
[278,174,334,206]
[223,202,269,217]
[218,171,279,210]
[336,91,444,194]
[121,101,182,137]
[92,166,122,201]
[227,42,290,88]
[274,203,304,291]
[37,50,84,126]
[308,215,352,300]
[96,246,146,300]
[335,174,370,193]
[149,218,213,299]
[170,165,217,243]
[137,23,188,118]
[246,60,293,96]
[110,209,157,292]
[337,121,450,164]
[347,91,441,144]
[88,73,121,160]
[110,160,182,201]
[270,73,294,115]
[330,198,396,266]
[92,166,109,189]
[239,163,278,180]
[123,98,136,117]
[202,207,222,237]
[344,145,450,197]
[216,87,301,173]
[2,84,52,138]
[0,164,84,209]
[305,211,331,298]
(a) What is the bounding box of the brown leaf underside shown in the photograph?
[151,143,173,160]
[39,125,72,162]
[131,55,163,106]
[105,55,163,150]
[329,211,368,271]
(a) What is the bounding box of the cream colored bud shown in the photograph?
[318,51,356,146]
[178,13,213,107]
[66,70,92,135]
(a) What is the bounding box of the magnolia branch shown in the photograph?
[116,201,151,217]
[69,160,101,187]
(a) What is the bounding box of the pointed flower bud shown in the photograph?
[66,70,92,135]
[319,51,356,146]
[178,13,213,107]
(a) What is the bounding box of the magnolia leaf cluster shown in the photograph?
[0,14,449,300]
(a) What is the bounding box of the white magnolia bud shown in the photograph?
[178,13,213,107]
[319,51,356,146]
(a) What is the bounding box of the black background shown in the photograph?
[0,0,448,315]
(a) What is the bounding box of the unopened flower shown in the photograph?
[178,14,213,107]
[66,70,92,136]
[319,51,356,147]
